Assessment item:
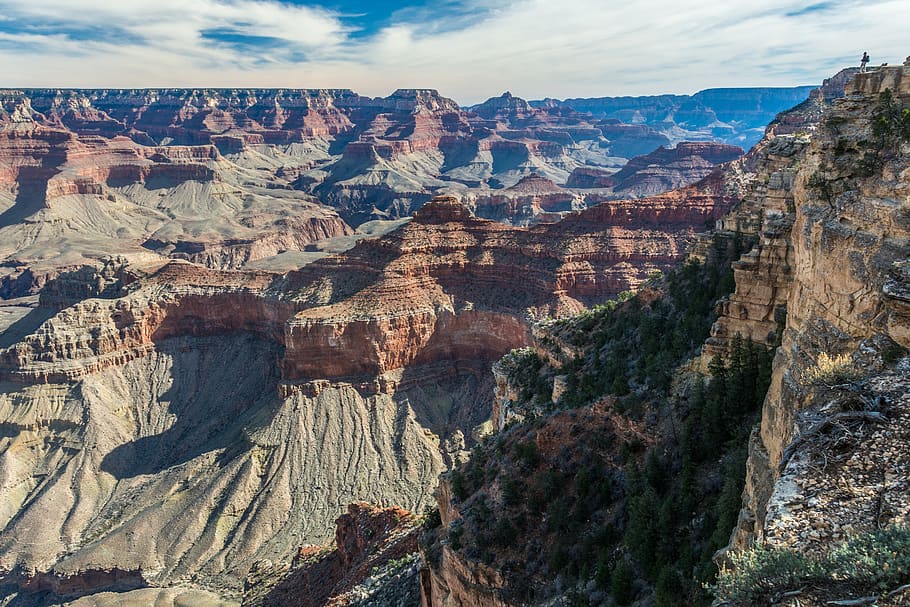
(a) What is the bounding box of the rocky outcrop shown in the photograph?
[762,365,910,552]
[420,545,510,607]
[471,92,535,122]
[565,166,615,189]
[464,174,585,224]
[723,65,910,555]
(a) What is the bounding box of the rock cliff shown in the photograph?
[725,64,910,556]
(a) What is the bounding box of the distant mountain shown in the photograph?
[530,85,816,148]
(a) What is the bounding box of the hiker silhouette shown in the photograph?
[861,52,870,72]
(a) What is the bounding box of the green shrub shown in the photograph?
[828,526,910,590]
[499,347,552,404]
[610,559,635,606]
[448,521,464,551]
[450,468,468,501]
[711,544,820,602]
[501,476,522,507]
[512,440,541,470]
[422,506,442,529]
[872,89,910,148]
[711,527,910,603]
[882,342,906,365]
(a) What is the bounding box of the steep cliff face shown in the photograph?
[724,65,910,554]
[701,67,863,360]
[703,134,807,358]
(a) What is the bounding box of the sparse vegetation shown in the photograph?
[871,89,910,150]
[498,347,552,406]
[711,526,910,605]
[801,351,860,386]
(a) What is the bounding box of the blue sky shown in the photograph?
[0,0,907,104]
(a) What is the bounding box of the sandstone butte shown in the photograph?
[414,65,910,606]
[0,152,734,606]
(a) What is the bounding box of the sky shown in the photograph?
[0,0,907,104]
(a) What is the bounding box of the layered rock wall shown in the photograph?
[728,65,910,549]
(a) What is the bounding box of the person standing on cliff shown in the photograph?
[860,52,870,72]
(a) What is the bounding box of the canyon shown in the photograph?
[0,85,804,300]
[2,67,893,607]
[417,65,910,606]
[0,177,732,605]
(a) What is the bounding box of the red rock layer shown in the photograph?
[0,190,733,386]
[279,191,735,382]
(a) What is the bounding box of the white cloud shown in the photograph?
[0,0,907,103]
